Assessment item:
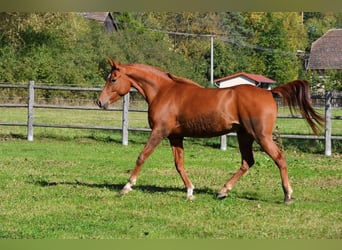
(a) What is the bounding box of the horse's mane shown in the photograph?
[166,73,203,88]
[130,63,202,88]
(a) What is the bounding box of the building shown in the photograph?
[81,12,118,32]
[307,28,342,107]
[307,29,342,71]
[214,72,276,90]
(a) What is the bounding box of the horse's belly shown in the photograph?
[173,112,238,137]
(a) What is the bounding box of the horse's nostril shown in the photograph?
[96,99,102,108]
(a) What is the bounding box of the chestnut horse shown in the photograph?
[96,59,324,204]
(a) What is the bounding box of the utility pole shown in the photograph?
[210,35,214,85]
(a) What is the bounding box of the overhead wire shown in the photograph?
[146,27,305,57]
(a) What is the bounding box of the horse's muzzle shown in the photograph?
[95,99,108,109]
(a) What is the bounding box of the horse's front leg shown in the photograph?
[121,131,164,195]
[169,137,195,200]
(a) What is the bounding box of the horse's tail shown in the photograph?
[271,80,324,135]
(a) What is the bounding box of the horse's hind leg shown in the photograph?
[169,137,195,200]
[259,136,293,204]
[217,131,254,199]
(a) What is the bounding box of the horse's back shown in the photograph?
[231,84,277,111]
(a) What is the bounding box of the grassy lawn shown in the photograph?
[0,131,341,239]
[0,105,341,239]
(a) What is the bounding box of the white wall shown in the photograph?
[218,76,255,88]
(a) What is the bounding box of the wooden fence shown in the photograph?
[1,81,341,156]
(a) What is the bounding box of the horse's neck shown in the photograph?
[131,78,168,104]
[127,66,172,104]
[131,81,156,104]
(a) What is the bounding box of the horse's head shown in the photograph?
[96,59,132,109]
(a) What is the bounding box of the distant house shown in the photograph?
[307,29,342,105]
[214,72,276,90]
[82,12,118,32]
[307,29,342,71]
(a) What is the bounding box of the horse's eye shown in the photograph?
[107,73,116,83]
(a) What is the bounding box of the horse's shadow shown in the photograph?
[33,179,281,203]
[33,179,213,196]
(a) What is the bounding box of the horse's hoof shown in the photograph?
[120,187,132,196]
[284,198,294,205]
[187,195,196,201]
[217,192,228,199]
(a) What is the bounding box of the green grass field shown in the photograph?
[0,107,341,239]
[0,133,341,238]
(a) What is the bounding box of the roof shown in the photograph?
[307,29,342,70]
[81,12,118,32]
[214,72,276,84]
[82,12,110,22]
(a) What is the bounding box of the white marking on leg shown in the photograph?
[130,178,136,186]
[121,182,133,195]
[121,178,136,194]
[123,182,132,191]
[187,188,193,197]
[288,187,293,199]
[186,185,195,200]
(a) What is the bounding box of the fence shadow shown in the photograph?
[33,179,124,191]
[281,138,325,153]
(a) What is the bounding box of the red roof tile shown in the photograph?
[214,72,276,83]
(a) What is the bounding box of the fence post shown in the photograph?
[27,80,34,141]
[122,92,130,146]
[325,91,332,156]
[220,134,227,151]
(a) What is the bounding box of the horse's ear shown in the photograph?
[108,59,120,69]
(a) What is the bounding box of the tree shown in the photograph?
[304,12,342,46]
[245,13,304,83]
[137,12,225,84]
[0,12,209,87]
[1,12,339,90]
